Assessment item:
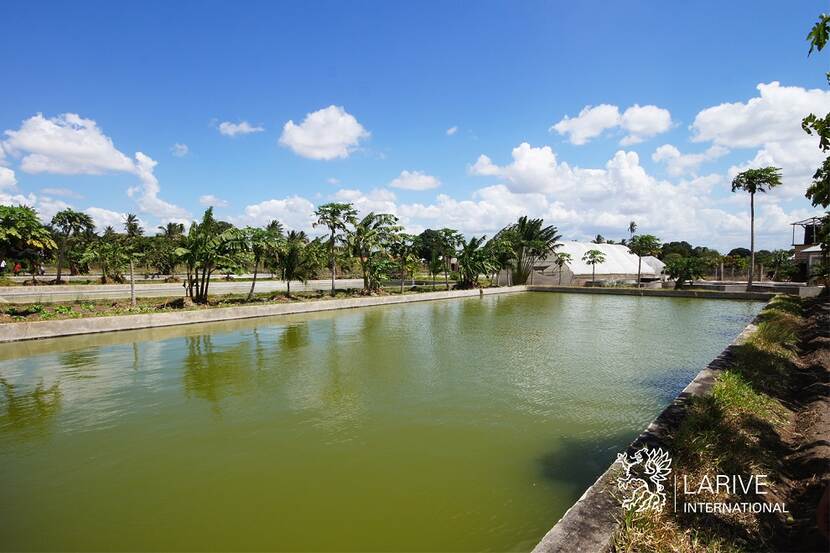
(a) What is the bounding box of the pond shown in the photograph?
[0,292,762,551]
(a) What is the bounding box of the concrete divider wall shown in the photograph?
[0,286,527,343]
[527,285,775,301]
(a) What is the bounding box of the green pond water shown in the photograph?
[0,292,762,552]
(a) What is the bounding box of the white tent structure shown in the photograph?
[529,241,660,285]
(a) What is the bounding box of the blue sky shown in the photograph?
[1,1,828,250]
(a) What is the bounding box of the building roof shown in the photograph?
[801,244,823,253]
[642,255,665,273]
[542,241,657,276]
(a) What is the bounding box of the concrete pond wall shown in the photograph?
[0,286,528,343]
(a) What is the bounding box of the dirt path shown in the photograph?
[778,298,830,552]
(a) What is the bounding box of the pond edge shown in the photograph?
[529,300,768,553]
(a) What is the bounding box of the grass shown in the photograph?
[613,294,805,553]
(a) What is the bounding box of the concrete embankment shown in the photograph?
[527,284,775,301]
[530,308,766,553]
[0,278,366,304]
[0,286,527,343]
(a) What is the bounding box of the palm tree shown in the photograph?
[313,202,357,296]
[456,236,495,288]
[486,230,517,286]
[123,213,143,237]
[157,222,185,238]
[348,212,401,292]
[279,230,321,297]
[627,234,661,288]
[553,252,572,285]
[50,208,94,283]
[731,167,782,287]
[507,216,561,285]
[628,221,637,240]
[438,228,462,290]
[245,225,284,300]
[389,233,417,293]
[582,249,606,285]
[174,208,247,303]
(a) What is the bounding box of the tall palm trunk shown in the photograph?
[247,259,258,301]
[444,260,449,290]
[400,258,405,294]
[592,265,596,284]
[129,258,136,307]
[55,242,65,283]
[329,233,336,296]
[748,192,755,288]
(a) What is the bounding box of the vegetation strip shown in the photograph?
[0,286,527,343]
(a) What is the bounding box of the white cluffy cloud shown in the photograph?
[3,113,134,174]
[2,113,190,223]
[85,206,128,232]
[279,105,369,160]
[171,143,189,157]
[446,126,458,136]
[551,103,672,145]
[230,195,317,231]
[218,120,265,137]
[199,194,229,208]
[652,144,729,176]
[388,170,441,190]
[692,81,830,197]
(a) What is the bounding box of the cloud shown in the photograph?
[0,167,16,190]
[3,113,134,174]
[446,126,458,136]
[279,105,369,160]
[128,152,191,222]
[199,194,229,208]
[550,104,621,145]
[619,105,673,145]
[692,81,830,197]
[652,144,729,176]
[218,120,265,137]
[2,113,189,223]
[171,143,189,157]
[85,206,127,231]
[551,103,672,145]
[230,196,317,231]
[326,177,340,185]
[388,170,441,191]
[39,187,83,199]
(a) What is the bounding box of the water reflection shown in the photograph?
[0,377,62,437]
[182,335,255,411]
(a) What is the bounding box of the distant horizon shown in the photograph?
[1,1,827,251]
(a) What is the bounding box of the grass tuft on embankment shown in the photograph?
[614,295,805,553]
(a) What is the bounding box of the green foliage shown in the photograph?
[175,207,247,303]
[456,236,495,288]
[730,167,782,195]
[279,230,322,295]
[503,216,561,285]
[348,212,402,291]
[80,238,130,283]
[0,205,57,281]
[664,256,708,289]
[314,202,357,294]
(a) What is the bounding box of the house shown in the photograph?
[528,241,660,286]
[791,217,824,281]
